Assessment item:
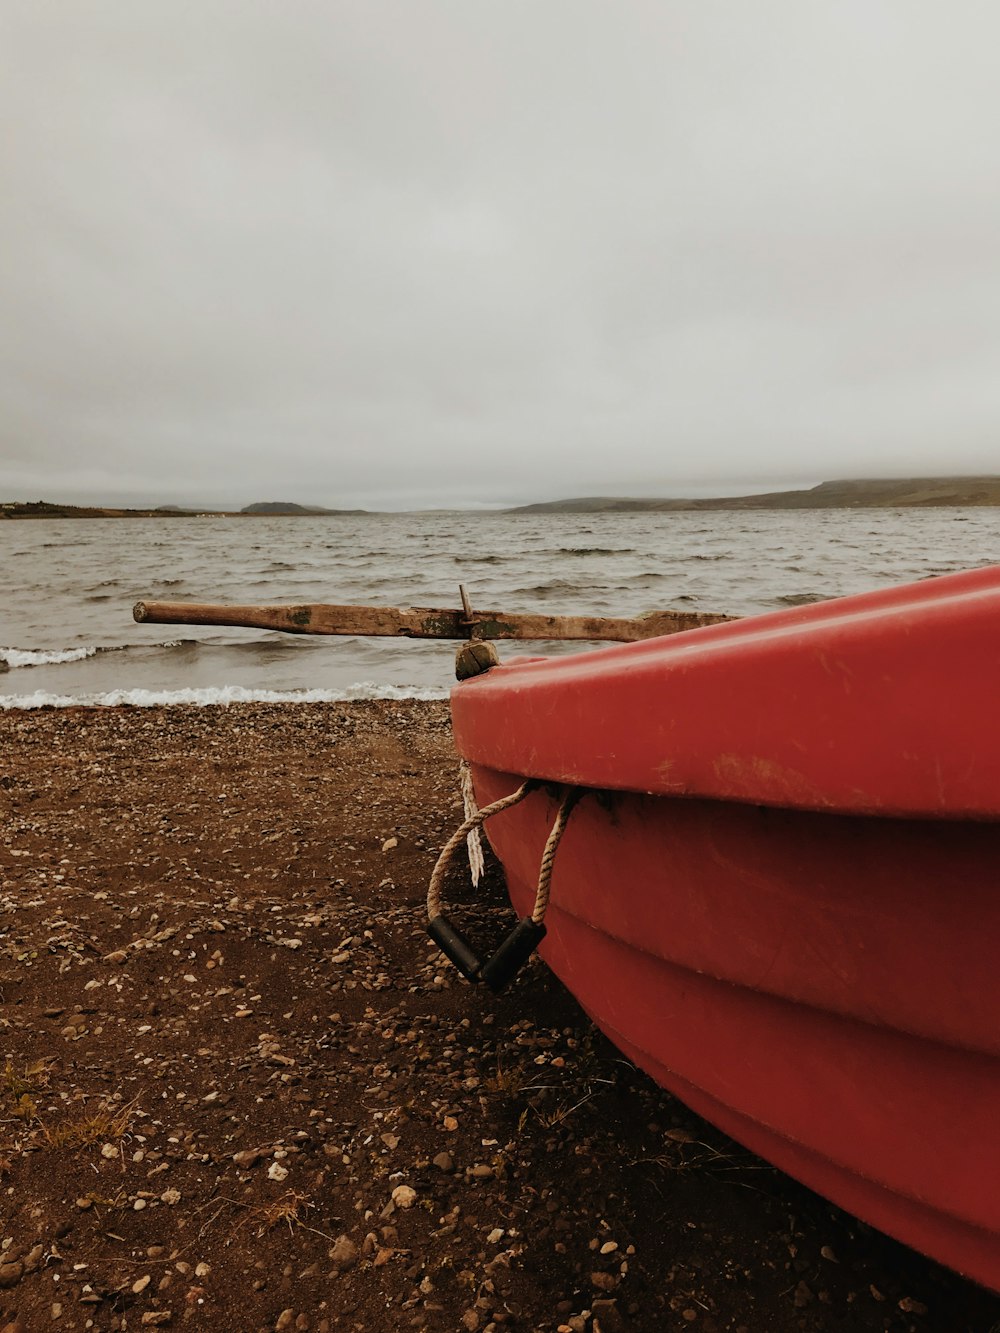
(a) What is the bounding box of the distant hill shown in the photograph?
[240,501,366,515]
[509,477,1000,513]
[0,500,208,519]
[0,500,368,519]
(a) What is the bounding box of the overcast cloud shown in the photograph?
[2,1,999,509]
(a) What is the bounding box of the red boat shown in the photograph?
[448,565,1000,1291]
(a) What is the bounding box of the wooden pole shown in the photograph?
[133,599,731,642]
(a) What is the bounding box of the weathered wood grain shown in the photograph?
[133,599,732,641]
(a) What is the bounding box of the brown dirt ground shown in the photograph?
[1,701,998,1333]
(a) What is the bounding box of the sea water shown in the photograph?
[2,509,999,707]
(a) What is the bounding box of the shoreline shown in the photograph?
[2,701,997,1331]
[0,686,450,712]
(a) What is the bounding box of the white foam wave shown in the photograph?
[0,641,189,669]
[0,645,97,668]
[0,682,449,711]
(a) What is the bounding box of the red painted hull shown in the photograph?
[450,567,1000,1290]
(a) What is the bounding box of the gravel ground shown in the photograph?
[1,701,998,1333]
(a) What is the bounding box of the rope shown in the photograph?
[427,780,582,925]
[531,787,582,924]
[427,779,538,920]
[459,759,485,886]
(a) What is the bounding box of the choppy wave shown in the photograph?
[776,592,828,606]
[510,578,594,596]
[1,645,98,668]
[552,547,635,557]
[0,682,449,711]
[0,641,192,669]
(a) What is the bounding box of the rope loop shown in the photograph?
[426,778,539,921]
[427,778,581,925]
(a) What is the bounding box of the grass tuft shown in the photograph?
[254,1189,314,1236]
[41,1095,139,1150]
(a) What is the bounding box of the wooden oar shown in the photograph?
[133,599,731,642]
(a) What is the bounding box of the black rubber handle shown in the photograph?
[480,918,547,993]
[427,915,482,982]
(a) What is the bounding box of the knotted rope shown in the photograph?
[427,779,581,926]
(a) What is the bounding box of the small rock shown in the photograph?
[132,1275,152,1294]
[194,1262,211,1279]
[591,1272,617,1292]
[328,1236,358,1270]
[486,1228,504,1244]
[101,1143,119,1159]
[898,1296,928,1315]
[134,1198,148,1211]
[267,1162,289,1182]
[470,1164,494,1180]
[275,1312,296,1332]
[792,1281,813,1308]
[391,1185,416,1209]
[432,1152,454,1172]
[0,1261,23,1289]
[233,1149,262,1169]
[460,1312,480,1332]
[599,1241,618,1255]
[819,1245,838,1263]
[381,837,398,852]
[140,1315,173,1327]
[160,1188,181,1205]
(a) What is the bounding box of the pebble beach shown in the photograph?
[2,701,999,1333]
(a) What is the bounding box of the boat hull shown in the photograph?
[468,769,1000,1289]
[449,570,1000,1287]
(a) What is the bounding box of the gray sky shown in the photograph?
[2,2,999,510]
